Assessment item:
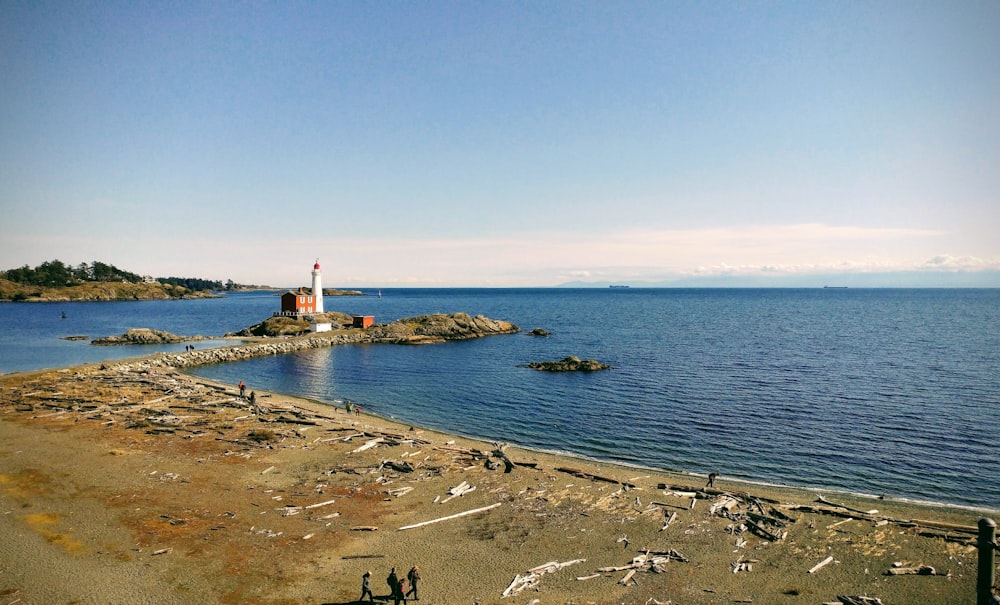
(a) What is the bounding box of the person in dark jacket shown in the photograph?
[394,577,406,604]
[405,566,421,600]
[387,568,399,603]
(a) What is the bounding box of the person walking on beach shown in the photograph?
[406,565,421,600]
[395,576,407,604]
[706,472,719,488]
[386,567,406,605]
[387,568,398,599]
[359,570,374,602]
[238,381,246,399]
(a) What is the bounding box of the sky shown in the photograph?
[2,1,998,288]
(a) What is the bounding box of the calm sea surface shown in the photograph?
[2,288,998,510]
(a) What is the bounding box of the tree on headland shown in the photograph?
[1,260,142,287]
[0,259,233,301]
[157,276,224,291]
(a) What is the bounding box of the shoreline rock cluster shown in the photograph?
[91,328,201,346]
[524,355,612,372]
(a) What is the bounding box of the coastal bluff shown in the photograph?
[0,278,218,302]
[109,312,520,371]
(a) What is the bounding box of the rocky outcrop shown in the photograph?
[524,356,612,372]
[528,328,551,337]
[366,313,520,344]
[225,312,355,337]
[92,328,198,346]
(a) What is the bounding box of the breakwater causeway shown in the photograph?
[110,311,519,371]
[112,332,368,370]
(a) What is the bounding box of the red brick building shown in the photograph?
[280,290,319,315]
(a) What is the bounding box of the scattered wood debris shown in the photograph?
[731,557,758,573]
[884,562,948,576]
[502,559,586,597]
[439,481,476,503]
[387,486,414,498]
[824,597,884,605]
[382,460,415,473]
[555,467,636,488]
[597,549,689,580]
[351,438,384,453]
[784,502,979,545]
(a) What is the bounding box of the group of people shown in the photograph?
[360,566,420,603]
[345,400,362,416]
[237,381,258,411]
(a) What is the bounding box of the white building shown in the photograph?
[311,259,324,314]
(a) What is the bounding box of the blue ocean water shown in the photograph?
[3,288,998,510]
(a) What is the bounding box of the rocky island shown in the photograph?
[91,328,202,346]
[525,355,612,371]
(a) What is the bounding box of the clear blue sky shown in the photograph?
[2,1,998,287]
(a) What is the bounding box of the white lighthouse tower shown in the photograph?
[311,259,324,314]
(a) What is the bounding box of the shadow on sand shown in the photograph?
[322,595,402,605]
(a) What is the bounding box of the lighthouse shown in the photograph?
[311,259,324,313]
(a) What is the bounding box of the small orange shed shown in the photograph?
[352,315,374,329]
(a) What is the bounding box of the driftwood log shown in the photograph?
[555,467,636,488]
[398,503,502,531]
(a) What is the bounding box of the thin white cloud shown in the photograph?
[2,224,996,286]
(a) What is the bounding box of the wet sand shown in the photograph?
[0,358,992,604]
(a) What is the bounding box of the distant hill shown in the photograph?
[0,278,218,302]
[0,259,221,302]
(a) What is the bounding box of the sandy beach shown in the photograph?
[0,356,993,605]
